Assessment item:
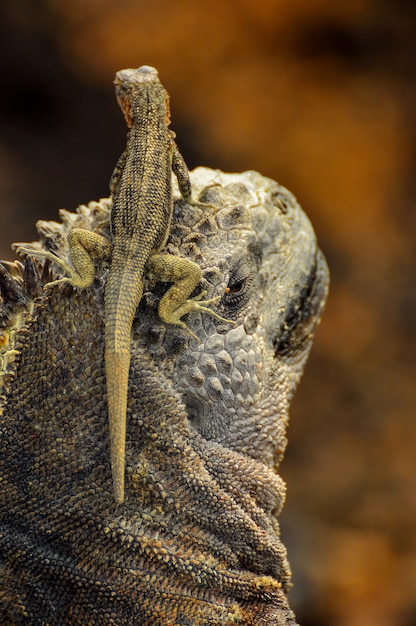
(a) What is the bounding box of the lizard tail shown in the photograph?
[104,272,143,504]
[105,348,131,504]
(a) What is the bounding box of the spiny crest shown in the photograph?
[0,198,112,398]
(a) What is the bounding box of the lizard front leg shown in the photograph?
[16,228,112,289]
[172,145,219,211]
[147,254,235,341]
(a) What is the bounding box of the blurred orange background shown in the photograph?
[0,2,415,625]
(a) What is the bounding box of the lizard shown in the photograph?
[17,65,231,505]
[0,167,329,624]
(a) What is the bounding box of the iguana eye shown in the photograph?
[224,263,253,308]
[228,279,245,294]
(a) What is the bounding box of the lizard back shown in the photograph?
[105,66,177,503]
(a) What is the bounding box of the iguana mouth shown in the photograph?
[273,249,329,356]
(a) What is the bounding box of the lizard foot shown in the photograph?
[189,183,222,212]
[166,291,236,341]
[15,246,89,289]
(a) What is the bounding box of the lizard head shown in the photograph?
[114,65,170,127]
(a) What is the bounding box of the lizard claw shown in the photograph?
[190,199,217,211]
[43,277,73,290]
[175,321,201,342]
[169,291,236,331]
[190,183,221,212]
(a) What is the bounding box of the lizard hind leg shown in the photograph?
[16,228,112,290]
[146,253,235,342]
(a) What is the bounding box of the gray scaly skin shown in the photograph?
[0,168,329,624]
[17,66,229,504]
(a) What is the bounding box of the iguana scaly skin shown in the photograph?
[17,66,229,504]
[0,168,329,625]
